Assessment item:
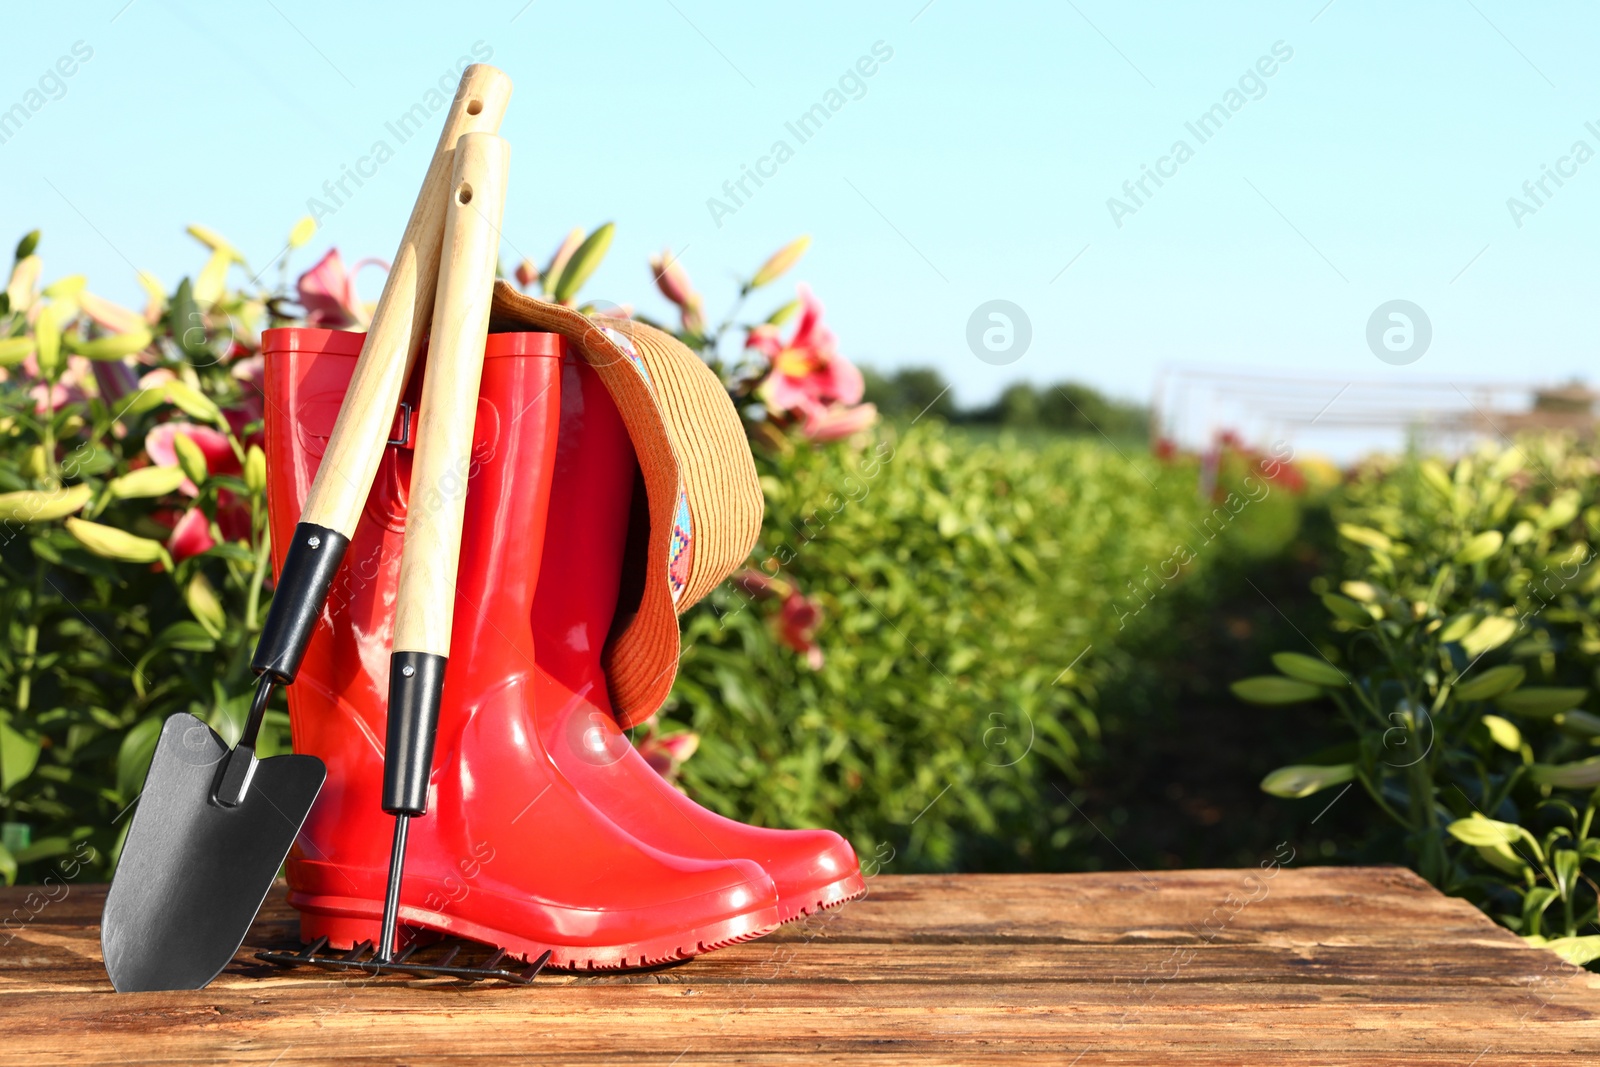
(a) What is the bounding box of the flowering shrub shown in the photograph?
[0,215,1311,887]
[1235,438,1600,965]
[0,223,303,883]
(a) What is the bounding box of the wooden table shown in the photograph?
[2,867,1596,1064]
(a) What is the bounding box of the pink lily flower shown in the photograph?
[296,249,388,328]
[800,400,879,442]
[778,590,825,670]
[750,285,865,413]
[168,507,216,562]
[144,422,239,496]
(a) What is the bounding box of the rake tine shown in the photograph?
[253,939,552,985]
[524,949,553,980]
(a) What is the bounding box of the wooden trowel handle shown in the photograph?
[383,132,509,816]
[301,64,513,538]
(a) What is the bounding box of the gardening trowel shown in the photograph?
[100,64,514,993]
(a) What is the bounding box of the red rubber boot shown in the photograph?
[262,328,781,968]
[531,355,866,923]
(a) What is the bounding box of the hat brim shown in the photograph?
[489,281,761,726]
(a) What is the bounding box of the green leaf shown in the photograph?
[1322,593,1373,627]
[1338,523,1393,553]
[0,843,14,887]
[765,298,802,326]
[1260,763,1355,798]
[1271,652,1348,687]
[164,381,222,424]
[1339,580,1379,603]
[15,229,40,261]
[1527,757,1600,789]
[1454,530,1504,565]
[1481,714,1522,751]
[1539,490,1581,531]
[116,717,164,802]
[1437,612,1480,643]
[1553,710,1600,738]
[159,620,218,652]
[1527,935,1600,967]
[0,714,41,791]
[1418,459,1454,500]
[169,278,208,360]
[1459,615,1519,657]
[1231,676,1325,705]
[173,432,208,486]
[1454,664,1526,702]
[551,222,614,305]
[1496,687,1588,719]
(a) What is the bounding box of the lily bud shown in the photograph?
[750,235,811,289]
[514,258,539,289]
[6,255,41,314]
[552,223,614,306]
[78,290,147,336]
[66,517,173,569]
[109,465,187,500]
[288,216,317,250]
[173,433,209,487]
[0,484,92,522]
[186,572,227,638]
[542,227,585,296]
[71,327,154,362]
[185,223,245,264]
[245,445,267,495]
[648,250,698,309]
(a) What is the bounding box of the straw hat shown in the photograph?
[488,280,762,727]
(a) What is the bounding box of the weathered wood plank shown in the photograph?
[0,868,1594,1066]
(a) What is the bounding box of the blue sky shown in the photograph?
[3,1,1597,449]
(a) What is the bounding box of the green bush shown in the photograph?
[666,424,1309,871]
[1237,437,1600,966]
[0,231,284,884]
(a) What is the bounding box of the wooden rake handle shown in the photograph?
[382,132,509,817]
[249,66,511,689]
[301,64,513,539]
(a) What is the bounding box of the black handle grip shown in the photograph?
[382,651,447,815]
[252,522,350,684]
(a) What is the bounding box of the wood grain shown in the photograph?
[390,132,508,656]
[300,64,512,539]
[1,868,1595,1064]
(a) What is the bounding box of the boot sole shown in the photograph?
[774,871,869,926]
[290,891,783,972]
